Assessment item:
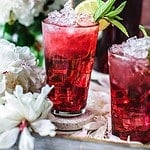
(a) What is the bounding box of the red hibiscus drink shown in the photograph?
[108,37,150,143]
[42,2,99,117]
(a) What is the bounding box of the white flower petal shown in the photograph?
[0,118,20,133]
[19,127,34,150]
[31,119,56,136]
[37,98,53,120]
[83,122,101,131]
[5,85,38,120]
[0,39,18,73]
[34,85,53,112]
[0,97,5,105]
[91,124,107,140]
[4,91,27,118]
[71,129,88,138]
[0,105,20,132]
[0,1,12,24]
[0,74,6,94]
[0,127,19,149]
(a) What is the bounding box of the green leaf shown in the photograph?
[104,0,116,14]
[105,1,127,18]
[96,0,104,6]
[93,0,128,37]
[114,15,123,21]
[94,2,105,21]
[139,25,148,37]
[94,0,116,21]
[107,18,129,37]
[29,13,45,36]
[4,23,16,35]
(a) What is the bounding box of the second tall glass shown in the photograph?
[108,37,150,143]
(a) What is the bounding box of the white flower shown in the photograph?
[0,39,45,94]
[0,0,46,26]
[0,85,56,149]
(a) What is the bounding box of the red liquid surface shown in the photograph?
[42,22,99,114]
[109,53,150,143]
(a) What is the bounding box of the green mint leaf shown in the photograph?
[94,1,106,21]
[94,0,116,21]
[114,16,123,21]
[105,1,127,18]
[94,0,128,37]
[97,0,104,6]
[103,0,116,14]
[139,25,148,37]
[107,18,129,37]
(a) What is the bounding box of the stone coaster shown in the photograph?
[48,108,95,132]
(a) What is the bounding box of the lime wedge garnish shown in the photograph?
[75,0,129,36]
[75,0,110,31]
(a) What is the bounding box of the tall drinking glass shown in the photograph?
[42,19,99,117]
[108,37,150,143]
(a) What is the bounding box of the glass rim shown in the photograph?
[42,18,99,29]
[108,49,130,61]
[108,46,148,61]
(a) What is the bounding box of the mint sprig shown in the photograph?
[94,0,129,37]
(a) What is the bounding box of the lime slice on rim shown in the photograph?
[75,0,110,31]
[75,0,98,15]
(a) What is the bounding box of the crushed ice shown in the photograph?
[111,36,150,59]
[47,1,95,27]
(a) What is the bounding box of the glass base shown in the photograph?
[51,108,86,117]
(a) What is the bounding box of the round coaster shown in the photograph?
[48,108,95,132]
